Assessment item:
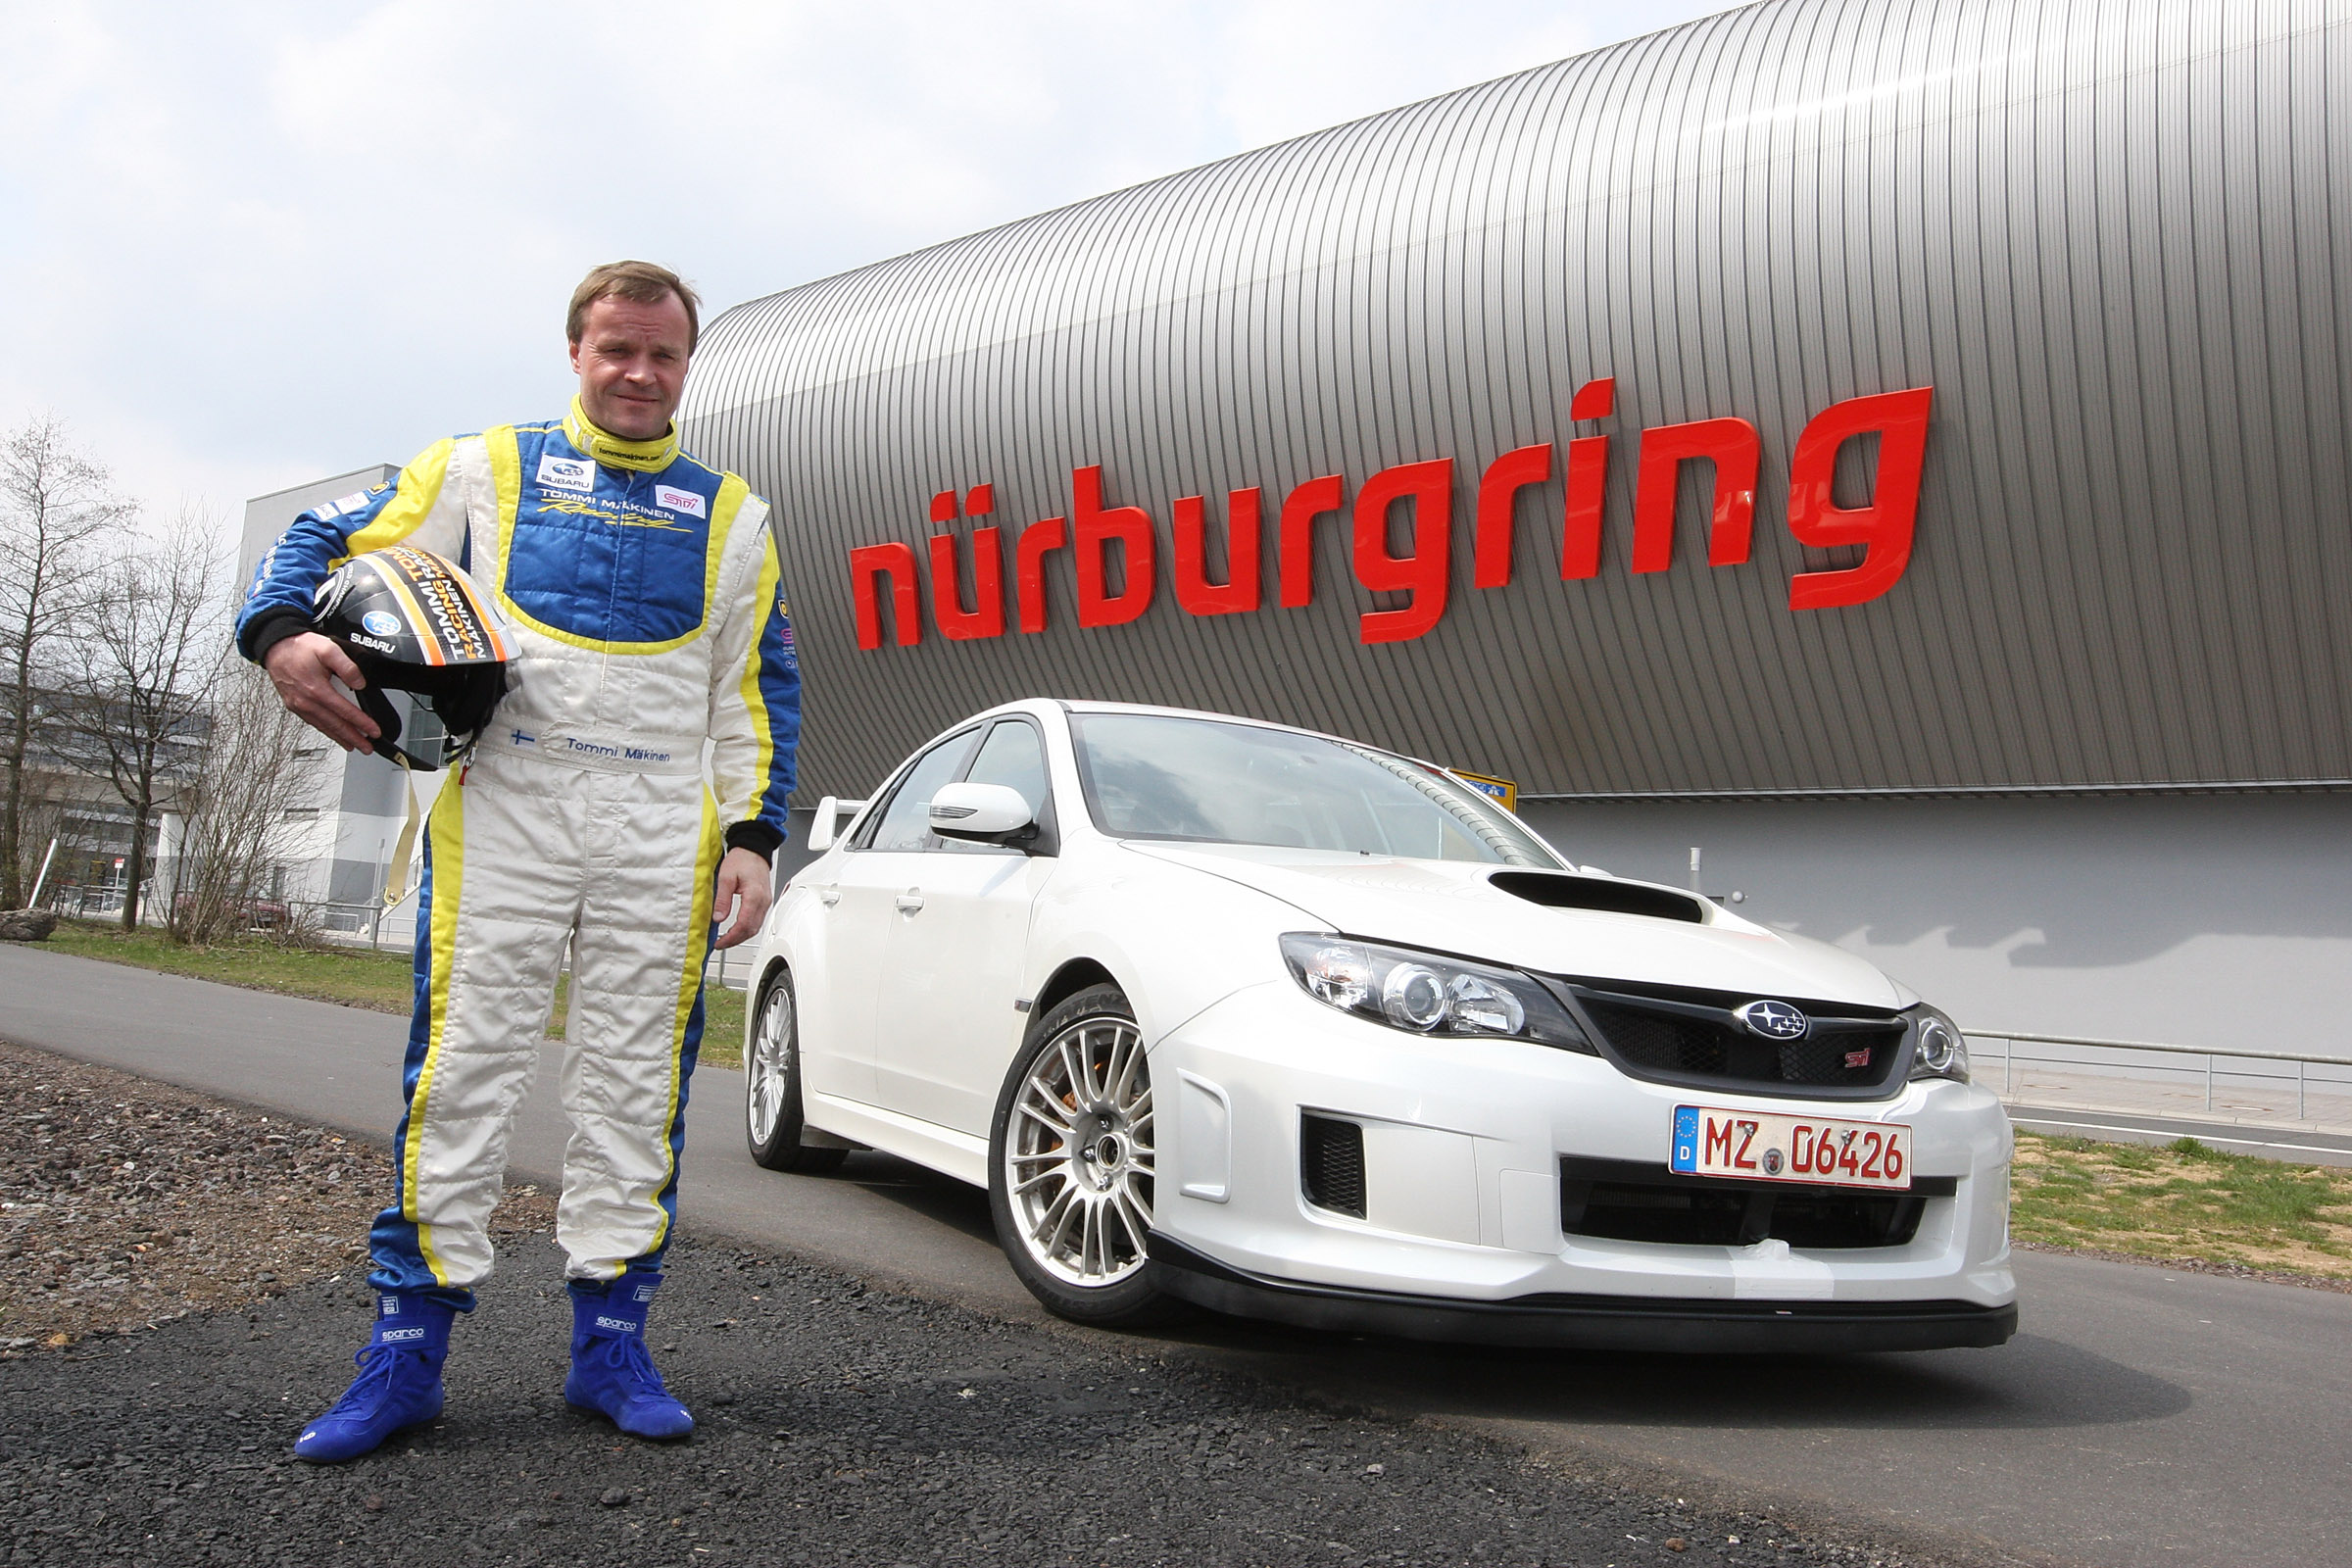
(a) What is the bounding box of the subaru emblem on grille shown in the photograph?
[1735,999,1810,1040]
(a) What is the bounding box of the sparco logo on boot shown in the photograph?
[595,1315,635,1333]
[1735,1000,1810,1040]
[379,1326,425,1343]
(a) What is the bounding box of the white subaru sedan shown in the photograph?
[742,700,2017,1351]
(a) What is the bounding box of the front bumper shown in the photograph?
[1151,981,2017,1348]
[1147,1233,2018,1352]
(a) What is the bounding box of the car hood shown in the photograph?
[1121,842,1905,1008]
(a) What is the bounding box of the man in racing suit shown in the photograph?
[236,261,799,1461]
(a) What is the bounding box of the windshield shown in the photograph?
[1069,712,1561,867]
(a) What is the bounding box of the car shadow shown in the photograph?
[832,1151,999,1245]
[799,1156,2188,1434]
[1152,1315,2190,1433]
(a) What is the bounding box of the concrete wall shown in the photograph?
[1519,793,2352,1056]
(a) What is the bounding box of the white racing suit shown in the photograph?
[235,400,800,1301]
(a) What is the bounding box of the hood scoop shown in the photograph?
[1489,871,1707,924]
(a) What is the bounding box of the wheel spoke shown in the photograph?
[1013,1165,1064,1198]
[1084,1029,1113,1102]
[1017,1098,1073,1139]
[1110,1189,1149,1257]
[1077,1029,1105,1104]
[1107,1031,1140,1102]
[1035,1187,1077,1250]
[1055,1038,1088,1104]
[1081,1197,1103,1277]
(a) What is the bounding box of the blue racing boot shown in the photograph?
[293,1291,455,1463]
[564,1273,694,1441]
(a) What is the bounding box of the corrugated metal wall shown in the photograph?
[682,0,2352,802]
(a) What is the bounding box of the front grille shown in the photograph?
[1559,1158,1953,1250]
[1555,979,1908,1100]
[1299,1114,1366,1218]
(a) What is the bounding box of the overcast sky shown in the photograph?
[4,1,1729,537]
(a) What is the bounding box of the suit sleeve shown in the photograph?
[233,437,470,662]
[707,491,802,860]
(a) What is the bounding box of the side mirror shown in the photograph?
[928,781,1037,845]
[806,796,866,855]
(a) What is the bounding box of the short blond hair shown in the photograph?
[566,261,702,352]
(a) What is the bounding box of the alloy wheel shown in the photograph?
[1004,1014,1154,1287]
[747,983,793,1145]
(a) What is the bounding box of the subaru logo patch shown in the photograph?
[537,453,594,492]
[362,611,401,637]
[1735,999,1810,1040]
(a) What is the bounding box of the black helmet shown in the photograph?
[311,546,514,769]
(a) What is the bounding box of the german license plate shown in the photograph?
[1669,1105,1912,1191]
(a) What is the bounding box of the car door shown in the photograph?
[871,715,1058,1136]
[796,727,979,1107]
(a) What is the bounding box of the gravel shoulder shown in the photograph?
[0,1038,1977,1568]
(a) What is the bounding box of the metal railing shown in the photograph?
[1965,1027,2352,1124]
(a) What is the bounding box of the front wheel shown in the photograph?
[745,970,847,1174]
[987,983,1186,1327]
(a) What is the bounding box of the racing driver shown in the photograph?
[236,261,800,1461]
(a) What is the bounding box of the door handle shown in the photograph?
[818,887,841,906]
[895,890,925,914]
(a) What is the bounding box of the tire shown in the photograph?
[987,983,1188,1327]
[744,968,848,1174]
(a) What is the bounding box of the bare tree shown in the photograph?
[168,660,324,946]
[0,416,134,906]
[53,505,227,929]
[10,788,69,905]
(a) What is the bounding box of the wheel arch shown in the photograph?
[1030,957,1122,1024]
[754,954,793,1001]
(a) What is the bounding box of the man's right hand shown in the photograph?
[263,632,380,753]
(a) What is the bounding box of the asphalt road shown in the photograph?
[7,1237,1809,1568]
[6,943,2349,1568]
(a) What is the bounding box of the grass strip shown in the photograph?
[35,919,747,1070]
[2011,1130,2352,1281]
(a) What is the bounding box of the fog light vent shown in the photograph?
[1299,1113,1366,1218]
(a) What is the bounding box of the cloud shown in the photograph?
[0,1,1725,526]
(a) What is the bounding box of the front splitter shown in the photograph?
[1144,1233,2018,1353]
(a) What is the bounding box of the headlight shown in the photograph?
[1905,1004,1971,1083]
[1280,933,1592,1052]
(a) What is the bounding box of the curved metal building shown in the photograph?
[685,0,2352,808]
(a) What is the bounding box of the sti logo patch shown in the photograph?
[538,454,595,492]
[654,484,707,519]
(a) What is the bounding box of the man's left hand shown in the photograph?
[711,847,773,950]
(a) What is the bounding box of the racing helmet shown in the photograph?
[310,546,514,770]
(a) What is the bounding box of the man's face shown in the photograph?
[570,292,693,441]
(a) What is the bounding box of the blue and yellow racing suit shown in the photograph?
[237,398,800,1302]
